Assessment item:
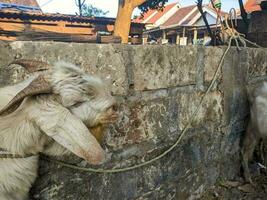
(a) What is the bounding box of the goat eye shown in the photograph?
[73,101,84,107]
[107,103,118,112]
[112,104,118,111]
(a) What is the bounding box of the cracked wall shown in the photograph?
[0,41,267,200]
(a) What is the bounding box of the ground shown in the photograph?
[201,145,267,200]
[201,175,267,200]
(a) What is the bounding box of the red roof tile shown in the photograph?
[133,2,178,24]
[0,0,40,7]
[180,9,199,25]
[146,3,177,24]
[162,4,222,28]
[244,0,261,12]
[133,9,156,23]
[162,5,196,27]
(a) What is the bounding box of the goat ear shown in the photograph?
[0,75,51,115]
[33,103,106,165]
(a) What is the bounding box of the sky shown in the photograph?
[36,0,240,17]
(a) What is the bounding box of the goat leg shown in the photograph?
[241,122,257,183]
[259,139,265,164]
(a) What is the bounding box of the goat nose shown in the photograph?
[80,148,106,165]
[111,103,118,112]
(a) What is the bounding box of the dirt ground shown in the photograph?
[201,166,267,200]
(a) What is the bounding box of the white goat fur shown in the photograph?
[242,82,267,183]
[0,61,116,200]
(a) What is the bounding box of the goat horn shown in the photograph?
[0,75,51,115]
[10,59,51,73]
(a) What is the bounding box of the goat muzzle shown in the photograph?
[89,104,119,144]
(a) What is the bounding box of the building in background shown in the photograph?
[0,0,144,43]
[136,2,221,45]
[0,0,41,12]
[134,2,181,30]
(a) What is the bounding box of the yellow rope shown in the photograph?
[44,20,262,173]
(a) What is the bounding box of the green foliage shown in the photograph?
[82,4,109,17]
[138,0,169,14]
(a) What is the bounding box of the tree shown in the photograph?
[75,0,108,17]
[82,4,109,17]
[75,0,86,16]
[197,0,223,46]
[114,0,168,43]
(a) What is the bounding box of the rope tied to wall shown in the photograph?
[43,15,262,172]
[220,8,262,50]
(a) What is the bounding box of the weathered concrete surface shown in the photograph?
[132,46,198,90]
[0,41,267,200]
[3,41,128,95]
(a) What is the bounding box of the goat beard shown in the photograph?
[89,124,107,144]
[89,111,119,144]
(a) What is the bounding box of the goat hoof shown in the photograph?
[243,174,253,184]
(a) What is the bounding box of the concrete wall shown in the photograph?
[0,41,266,200]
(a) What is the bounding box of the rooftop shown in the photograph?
[0,9,143,26]
[162,5,196,27]
[161,4,220,28]
[133,2,179,24]
[0,0,39,7]
[0,0,41,12]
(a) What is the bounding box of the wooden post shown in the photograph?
[176,33,180,45]
[114,0,146,43]
[162,29,166,39]
[193,28,198,45]
[180,27,187,45]
[182,27,185,37]
[161,29,168,44]
[143,37,148,44]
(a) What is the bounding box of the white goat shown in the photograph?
[241,82,267,183]
[0,60,118,200]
